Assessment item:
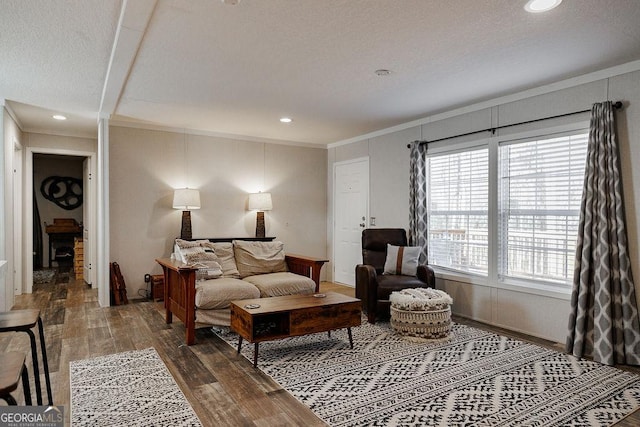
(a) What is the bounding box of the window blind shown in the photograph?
[427,148,489,274]
[498,132,588,286]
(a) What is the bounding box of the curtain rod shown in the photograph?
[408,101,623,147]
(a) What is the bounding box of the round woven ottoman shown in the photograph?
[389,288,453,341]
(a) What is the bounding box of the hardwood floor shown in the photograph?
[3,274,639,426]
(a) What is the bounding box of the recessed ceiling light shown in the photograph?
[280,117,292,123]
[375,69,392,76]
[52,114,67,121]
[524,0,562,13]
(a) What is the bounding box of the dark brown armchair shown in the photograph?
[355,228,435,323]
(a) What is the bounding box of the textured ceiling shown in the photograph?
[2,0,640,144]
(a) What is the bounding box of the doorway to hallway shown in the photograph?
[25,148,96,295]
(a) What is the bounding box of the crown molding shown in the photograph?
[3,101,25,131]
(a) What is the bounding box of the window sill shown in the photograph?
[431,267,489,286]
[432,267,572,301]
[497,279,572,300]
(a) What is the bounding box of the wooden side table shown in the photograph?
[151,274,164,301]
[0,309,53,405]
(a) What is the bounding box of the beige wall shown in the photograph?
[109,126,327,299]
[328,69,640,343]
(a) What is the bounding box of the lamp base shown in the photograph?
[180,211,193,240]
[255,211,266,238]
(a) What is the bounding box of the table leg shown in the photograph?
[327,330,331,338]
[253,343,259,367]
[347,327,353,349]
[237,336,243,354]
[25,330,42,405]
[37,317,53,405]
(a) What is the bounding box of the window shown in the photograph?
[425,126,589,291]
[498,132,588,286]
[427,148,489,274]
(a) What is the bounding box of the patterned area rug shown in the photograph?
[215,321,640,426]
[70,348,202,427]
[33,268,56,284]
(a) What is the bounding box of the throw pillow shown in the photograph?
[201,242,241,278]
[383,244,421,276]
[233,240,287,278]
[175,239,204,249]
[183,250,223,281]
[174,239,207,263]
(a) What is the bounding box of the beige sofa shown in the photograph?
[157,239,327,345]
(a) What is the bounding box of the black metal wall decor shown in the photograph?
[40,176,83,210]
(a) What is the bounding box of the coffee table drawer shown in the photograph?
[290,301,361,335]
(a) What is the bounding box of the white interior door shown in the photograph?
[333,158,369,286]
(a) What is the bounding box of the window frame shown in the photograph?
[426,143,490,276]
[426,121,590,299]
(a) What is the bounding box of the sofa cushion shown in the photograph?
[202,242,240,278]
[233,240,287,278]
[375,274,429,301]
[243,272,315,297]
[195,277,259,310]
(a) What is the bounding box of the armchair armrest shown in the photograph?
[285,254,328,292]
[355,264,378,322]
[417,264,435,287]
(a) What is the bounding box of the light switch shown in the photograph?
[370,217,376,226]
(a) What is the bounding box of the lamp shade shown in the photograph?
[172,188,201,210]
[248,192,272,211]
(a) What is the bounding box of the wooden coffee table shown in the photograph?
[230,292,361,367]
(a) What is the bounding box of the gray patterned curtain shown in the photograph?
[566,101,640,366]
[409,141,428,263]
